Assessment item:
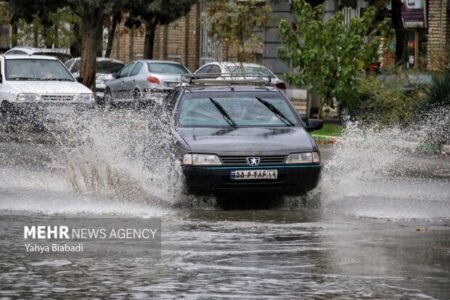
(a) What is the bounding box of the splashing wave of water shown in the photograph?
[316,106,450,219]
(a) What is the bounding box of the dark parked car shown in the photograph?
[156,76,323,195]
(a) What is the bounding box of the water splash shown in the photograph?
[316,106,450,219]
[47,107,186,207]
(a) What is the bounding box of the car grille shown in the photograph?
[220,155,286,165]
[41,95,73,101]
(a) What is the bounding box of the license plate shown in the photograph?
[230,169,278,180]
[166,82,179,87]
[46,106,73,115]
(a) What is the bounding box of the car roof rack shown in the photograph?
[181,73,275,86]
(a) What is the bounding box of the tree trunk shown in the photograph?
[105,12,119,58]
[80,8,102,93]
[143,18,158,59]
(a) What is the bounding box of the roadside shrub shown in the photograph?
[416,72,450,147]
[353,76,420,126]
[422,71,450,109]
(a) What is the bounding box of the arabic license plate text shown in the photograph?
[230,169,278,180]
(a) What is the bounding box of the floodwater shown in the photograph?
[0,108,449,299]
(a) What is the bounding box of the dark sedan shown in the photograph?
[158,82,323,195]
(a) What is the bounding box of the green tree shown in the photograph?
[278,0,391,116]
[206,0,271,62]
[127,0,196,59]
[8,0,129,92]
[11,8,79,48]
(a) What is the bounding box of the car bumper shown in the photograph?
[3,102,94,122]
[183,164,321,195]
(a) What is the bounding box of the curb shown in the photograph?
[312,135,338,145]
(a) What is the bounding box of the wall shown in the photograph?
[110,4,200,72]
[427,0,450,70]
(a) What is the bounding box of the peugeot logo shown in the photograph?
[247,157,261,166]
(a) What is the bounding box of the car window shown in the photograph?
[35,52,72,63]
[164,88,181,113]
[97,61,124,74]
[129,62,143,76]
[5,58,74,81]
[68,60,80,73]
[7,50,26,54]
[64,59,74,69]
[208,65,221,74]
[227,65,274,77]
[196,65,211,74]
[118,62,135,78]
[147,63,189,75]
[178,92,298,127]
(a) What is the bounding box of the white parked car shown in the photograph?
[5,47,73,63]
[65,57,124,102]
[194,62,287,91]
[0,55,94,126]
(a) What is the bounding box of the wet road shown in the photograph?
[0,110,449,299]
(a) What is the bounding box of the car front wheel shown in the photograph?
[103,90,112,110]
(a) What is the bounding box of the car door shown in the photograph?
[124,61,144,97]
[109,61,135,99]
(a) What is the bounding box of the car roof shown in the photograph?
[68,57,124,64]
[2,54,59,60]
[139,59,185,65]
[204,61,269,68]
[5,47,70,54]
[183,85,279,93]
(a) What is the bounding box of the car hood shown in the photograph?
[177,126,314,155]
[7,80,92,94]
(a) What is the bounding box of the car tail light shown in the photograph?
[275,82,286,90]
[147,76,160,84]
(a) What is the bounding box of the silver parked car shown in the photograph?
[65,57,125,102]
[104,59,190,107]
[194,62,287,91]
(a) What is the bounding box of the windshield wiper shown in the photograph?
[39,78,73,81]
[7,77,36,81]
[255,97,295,127]
[208,97,237,128]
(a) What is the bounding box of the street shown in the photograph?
[0,110,449,299]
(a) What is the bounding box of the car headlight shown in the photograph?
[73,93,94,103]
[286,152,320,164]
[16,93,42,102]
[182,154,221,166]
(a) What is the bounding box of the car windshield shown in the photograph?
[148,63,189,74]
[227,65,274,77]
[178,92,298,127]
[6,58,74,81]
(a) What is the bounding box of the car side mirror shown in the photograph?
[0,74,2,83]
[306,119,323,132]
[76,77,83,83]
[112,72,118,78]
